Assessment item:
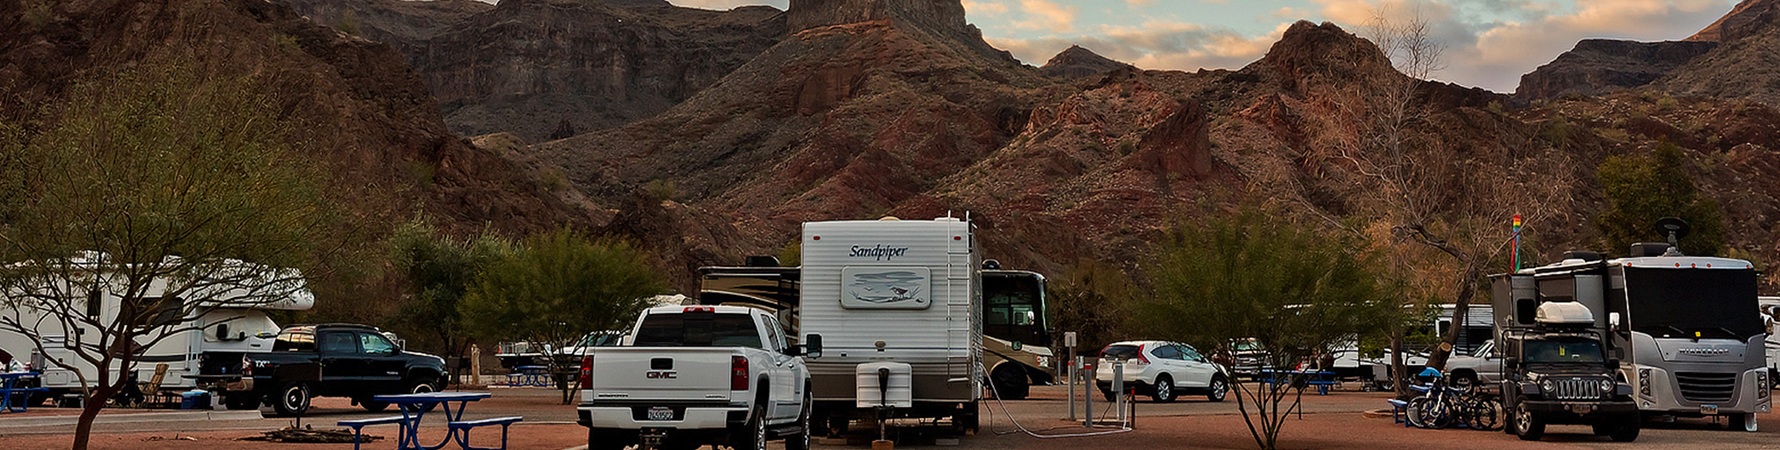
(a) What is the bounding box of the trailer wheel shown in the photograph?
[272,383,310,416]
[989,364,1029,400]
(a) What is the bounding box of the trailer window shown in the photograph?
[632,313,763,348]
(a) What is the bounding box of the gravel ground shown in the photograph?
[4,383,1777,450]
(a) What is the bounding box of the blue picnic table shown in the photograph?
[1259,369,1338,395]
[364,391,520,450]
[0,372,45,413]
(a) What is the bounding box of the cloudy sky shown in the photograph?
[665,0,1737,94]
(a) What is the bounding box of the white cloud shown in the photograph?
[963,0,1010,15]
[1011,0,1081,33]
[992,20,1286,72]
[1126,0,1159,6]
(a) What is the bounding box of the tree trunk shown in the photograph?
[1391,323,1408,399]
[1425,271,1482,371]
[72,384,121,450]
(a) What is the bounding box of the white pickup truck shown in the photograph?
[576,305,818,450]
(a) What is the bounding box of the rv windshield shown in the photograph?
[1523,338,1604,364]
[1625,267,1761,340]
[983,271,1048,347]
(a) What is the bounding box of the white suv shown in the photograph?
[1096,340,1229,402]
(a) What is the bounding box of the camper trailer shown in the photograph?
[0,252,311,406]
[799,217,981,434]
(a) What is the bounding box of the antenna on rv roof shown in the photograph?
[1654,217,1690,256]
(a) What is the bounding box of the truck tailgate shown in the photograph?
[587,347,740,402]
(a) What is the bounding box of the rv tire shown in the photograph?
[990,364,1029,400]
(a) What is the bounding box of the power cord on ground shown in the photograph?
[979,363,1133,439]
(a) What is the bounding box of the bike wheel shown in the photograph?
[1406,397,1430,428]
[1419,396,1455,429]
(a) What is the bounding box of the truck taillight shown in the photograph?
[731,356,749,390]
[241,356,252,377]
[578,355,594,389]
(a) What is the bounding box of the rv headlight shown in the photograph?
[1638,368,1651,396]
[1759,371,1770,399]
[1599,378,1615,394]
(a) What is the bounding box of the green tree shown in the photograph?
[1596,142,1726,256]
[388,219,508,383]
[1047,259,1133,354]
[0,62,336,450]
[459,227,666,403]
[1138,207,1396,450]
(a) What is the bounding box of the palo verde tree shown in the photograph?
[459,227,666,403]
[1595,142,1726,257]
[1139,206,1396,450]
[388,219,509,383]
[0,61,336,450]
[1047,259,1135,354]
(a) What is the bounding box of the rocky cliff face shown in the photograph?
[1514,39,1717,103]
[1040,45,1133,79]
[788,0,966,34]
[276,0,788,143]
[1688,0,1779,43]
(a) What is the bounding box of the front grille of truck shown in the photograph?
[1551,378,1602,400]
[1675,372,1736,403]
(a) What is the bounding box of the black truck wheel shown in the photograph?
[357,398,390,412]
[731,405,768,450]
[587,429,630,450]
[1511,407,1544,441]
[404,378,439,412]
[223,392,261,410]
[272,383,310,416]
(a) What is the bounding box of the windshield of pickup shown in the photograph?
[1523,338,1604,364]
[632,312,763,348]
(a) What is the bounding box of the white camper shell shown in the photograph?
[799,217,981,431]
[0,252,312,401]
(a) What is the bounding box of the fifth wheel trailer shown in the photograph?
[798,217,981,434]
[0,252,312,405]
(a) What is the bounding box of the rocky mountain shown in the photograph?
[277,0,788,143]
[1040,45,1134,79]
[1688,0,1780,42]
[1517,0,1780,105]
[1513,39,1716,103]
[1654,10,1780,106]
[2,0,584,233]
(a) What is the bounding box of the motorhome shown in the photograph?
[798,217,981,434]
[0,252,311,405]
[1495,245,1768,431]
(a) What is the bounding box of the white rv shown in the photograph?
[0,252,311,405]
[799,217,981,434]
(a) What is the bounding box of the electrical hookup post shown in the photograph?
[1065,331,1077,422]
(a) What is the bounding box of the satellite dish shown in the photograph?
[1654,217,1691,245]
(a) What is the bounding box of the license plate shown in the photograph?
[1701,404,1719,415]
[1567,403,1596,414]
[647,407,674,421]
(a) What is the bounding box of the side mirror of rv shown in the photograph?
[804,334,823,359]
[1609,312,1622,332]
[215,324,230,341]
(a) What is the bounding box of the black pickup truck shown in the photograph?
[232,324,447,415]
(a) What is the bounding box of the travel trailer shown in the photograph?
[0,252,311,405]
[798,217,981,434]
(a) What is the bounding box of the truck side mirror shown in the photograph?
[804,334,823,359]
